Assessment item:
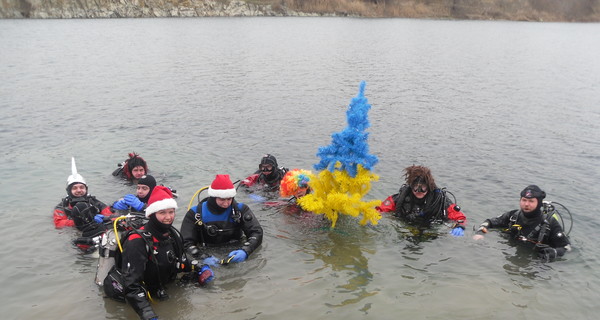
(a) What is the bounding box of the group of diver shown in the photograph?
[53,152,572,320]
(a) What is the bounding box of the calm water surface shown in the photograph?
[1,17,599,320]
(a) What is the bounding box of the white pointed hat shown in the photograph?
[67,157,86,187]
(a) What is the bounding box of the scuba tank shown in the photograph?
[95,213,147,286]
[95,229,119,286]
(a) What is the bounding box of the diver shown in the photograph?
[112,152,148,183]
[181,174,263,269]
[376,165,467,236]
[112,174,157,213]
[104,186,208,320]
[239,154,289,192]
[473,185,571,262]
[54,158,113,248]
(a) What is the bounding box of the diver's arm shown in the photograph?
[238,204,263,256]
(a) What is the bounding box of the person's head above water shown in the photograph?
[123,152,148,180]
[403,165,437,200]
[136,174,157,202]
[520,184,546,214]
[66,157,88,198]
[259,154,278,176]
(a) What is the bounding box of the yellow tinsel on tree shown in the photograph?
[298,162,381,228]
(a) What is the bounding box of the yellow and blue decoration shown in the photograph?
[297,81,381,228]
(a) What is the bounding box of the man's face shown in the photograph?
[520,197,538,213]
[70,183,87,197]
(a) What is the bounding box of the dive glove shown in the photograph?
[112,199,128,210]
[93,214,105,224]
[248,194,266,202]
[198,265,214,285]
[227,249,248,263]
[124,194,144,211]
[202,256,220,267]
[450,227,465,237]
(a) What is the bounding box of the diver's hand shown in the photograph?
[124,194,144,211]
[227,250,248,263]
[94,214,105,224]
[450,227,465,237]
[198,265,214,285]
[112,199,128,210]
[202,256,220,267]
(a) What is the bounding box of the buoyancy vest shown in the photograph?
[505,210,551,244]
[394,185,447,226]
[193,201,244,245]
[102,225,186,301]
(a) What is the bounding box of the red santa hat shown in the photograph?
[145,185,178,218]
[208,174,237,198]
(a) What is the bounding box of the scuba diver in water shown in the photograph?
[104,186,205,320]
[54,158,113,248]
[112,174,157,213]
[239,154,289,192]
[112,152,148,183]
[376,165,467,236]
[181,174,263,269]
[473,185,571,262]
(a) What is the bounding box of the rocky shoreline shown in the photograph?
[0,0,321,19]
[1,0,598,21]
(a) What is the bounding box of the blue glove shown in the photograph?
[248,194,266,202]
[227,249,248,263]
[198,265,214,284]
[124,194,144,211]
[202,256,220,267]
[94,214,105,224]
[450,227,465,237]
[112,199,128,210]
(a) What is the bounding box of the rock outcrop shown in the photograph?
[0,0,323,19]
[0,0,598,21]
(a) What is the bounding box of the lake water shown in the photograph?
[1,17,599,320]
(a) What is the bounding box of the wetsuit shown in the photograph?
[120,219,190,320]
[240,167,289,192]
[180,198,263,257]
[483,208,570,256]
[53,195,113,236]
[377,184,466,228]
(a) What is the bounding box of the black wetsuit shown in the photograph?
[389,184,465,228]
[180,197,263,257]
[484,208,570,256]
[120,219,190,320]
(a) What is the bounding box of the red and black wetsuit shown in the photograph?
[377,184,466,229]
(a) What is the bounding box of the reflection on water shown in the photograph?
[298,219,378,310]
